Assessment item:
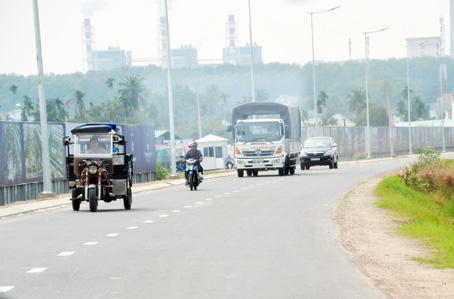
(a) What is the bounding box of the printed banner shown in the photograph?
[140,125,156,173]
[1,122,25,185]
[123,125,143,173]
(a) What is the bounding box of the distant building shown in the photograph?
[94,46,132,71]
[406,37,441,58]
[171,45,198,69]
[222,43,262,65]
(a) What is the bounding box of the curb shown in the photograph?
[0,170,237,219]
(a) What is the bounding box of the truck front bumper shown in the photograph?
[236,157,284,171]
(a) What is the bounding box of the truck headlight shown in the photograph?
[237,160,246,164]
[88,165,98,175]
[271,159,281,163]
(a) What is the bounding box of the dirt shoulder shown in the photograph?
[334,172,454,298]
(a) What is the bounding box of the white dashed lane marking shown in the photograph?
[159,214,169,218]
[57,252,74,257]
[0,286,15,292]
[184,206,192,208]
[205,198,212,201]
[172,210,181,213]
[83,242,98,246]
[214,195,222,198]
[126,226,138,230]
[144,220,154,223]
[27,268,47,273]
[106,233,119,237]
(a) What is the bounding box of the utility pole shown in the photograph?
[197,93,202,139]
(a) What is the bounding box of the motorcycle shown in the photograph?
[185,158,201,191]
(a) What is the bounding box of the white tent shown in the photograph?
[196,134,229,170]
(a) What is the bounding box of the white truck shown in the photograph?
[227,102,301,177]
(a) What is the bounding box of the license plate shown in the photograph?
[254,159,264,163]
[311,158,320,161]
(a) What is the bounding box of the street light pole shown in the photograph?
[440,59,446,152]
[405,41,426,155]
[164,0,178,179]
[248,0,256,103]
[32,0,54,197]
[308,6,340,136]
[363,27,389,158]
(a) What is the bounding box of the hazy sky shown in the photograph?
[0,0,450,76]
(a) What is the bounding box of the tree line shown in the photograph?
[1,56,451,137]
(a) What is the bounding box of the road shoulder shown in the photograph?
[335,172,454,298]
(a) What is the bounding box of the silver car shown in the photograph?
[300,136,338,170]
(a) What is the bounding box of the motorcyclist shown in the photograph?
[182,141,203,184]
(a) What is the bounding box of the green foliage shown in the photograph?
[418,147,441,167]
[156,162,169,180]
[32,98,68,122]
[355,104,389,126]
[376,175,454,268]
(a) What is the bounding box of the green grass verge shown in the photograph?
[375,175,454,268]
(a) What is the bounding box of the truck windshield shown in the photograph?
[236,122,282,142]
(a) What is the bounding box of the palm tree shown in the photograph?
[118,76,146,119]
[347,88,366,118]
[9,84,17,102]
[317,90,328,114]
[106,77,115,99]
[66,90,86,121]
[21,95,34,121]
[401,86,413,101]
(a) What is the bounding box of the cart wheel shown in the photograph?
[123,187,132,210]
[72,199,81,211]
[89,188,97,212]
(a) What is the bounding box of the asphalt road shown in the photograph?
[0,156,420,299]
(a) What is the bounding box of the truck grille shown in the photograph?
[242,150,275,157]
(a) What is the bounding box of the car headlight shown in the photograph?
[88,165,98,175]
[324,150,333,156]
[300,151,307,157]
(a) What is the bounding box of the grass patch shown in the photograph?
[375,175,454,268]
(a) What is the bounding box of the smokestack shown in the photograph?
[159,16,168,68]
[225,15,240,64]
[451,0,454,55]
[82,18,96,71]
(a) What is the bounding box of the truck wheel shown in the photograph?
[237,170,244,177]
[300,163,305,170]
[278,168,284,176]
[253,170,258,176]
[89,188,97,212]
[306,165,311,170]
[247,170,252,176]
[284,166,289,175]
[289,167,295,175]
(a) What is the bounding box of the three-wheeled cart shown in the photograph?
[64,123,133,212]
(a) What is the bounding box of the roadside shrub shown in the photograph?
[156,162,169,180]
[354,152,368,160]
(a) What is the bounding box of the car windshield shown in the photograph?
[74,133,113,157]
[304,139,331,148]
[236,121,282,142]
